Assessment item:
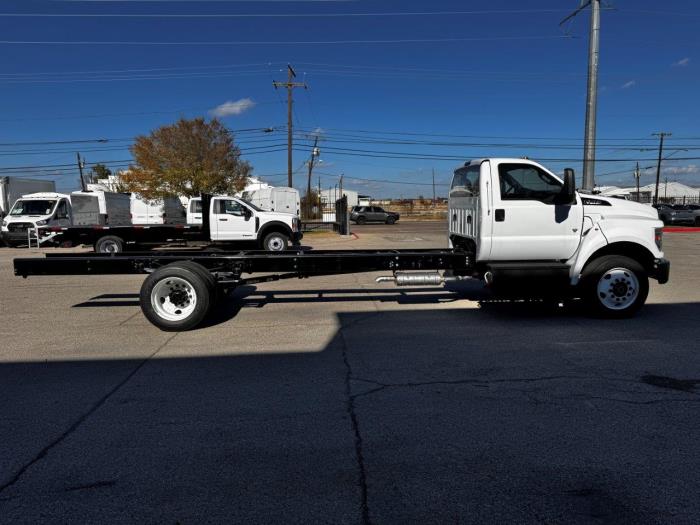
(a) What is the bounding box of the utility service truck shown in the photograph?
[1,190,132,247]
[13,159,669,331]
[40,195,302,253]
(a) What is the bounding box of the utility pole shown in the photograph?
[76,152,86,191]
[652,132,671,205]
[273,64,307,187]
[664,177,668,201]
[339,173,344,199]
[432,168,436,207]
[305,135,320,216]
[634,162,640,202]
[560,0,601,192]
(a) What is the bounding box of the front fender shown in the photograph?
[569,218,663,285]
[257,221,293,240]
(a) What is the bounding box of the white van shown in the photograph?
[244,187,300,216]
[1,192,72,246]
[130,194,186,225]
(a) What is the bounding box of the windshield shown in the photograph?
[239,198,263,212]
[10,199,57,216]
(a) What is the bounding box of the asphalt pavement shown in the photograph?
[1,227,699,524]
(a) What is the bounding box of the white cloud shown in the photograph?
[663,164,699,175]
[209,98,256,117]
[621,80,636,89]
[672,57,690,67]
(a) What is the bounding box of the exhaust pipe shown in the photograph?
[375,271,471,286]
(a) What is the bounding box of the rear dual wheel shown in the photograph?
[140,262,216,331]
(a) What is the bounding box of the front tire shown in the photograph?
[385,216,396,225]
[140,264,212,331]
[355,216,366,225]
[580,255,649,318]
[262,231,289,251]
[95,235,124,254]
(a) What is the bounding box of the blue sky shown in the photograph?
[0,0,699,197]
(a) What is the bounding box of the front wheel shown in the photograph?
[140,264,212,331]
[385,216,396,225]
[580,255,649,318]
[262,231,289,251]
[355,216,366,225]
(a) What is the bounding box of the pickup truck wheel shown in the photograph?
[140,265,211,331]
[385,216,396,225]
[95,235,124,254]
[580,255,649,318]
[262,232,289,251]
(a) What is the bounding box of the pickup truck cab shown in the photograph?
[1,192,72,246]
[207,195,301,251]
[449,158,669,317]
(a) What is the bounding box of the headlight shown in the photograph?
[654,228,663,250]
[1,219,7,228]
[35,220,48,226]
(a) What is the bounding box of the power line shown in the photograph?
[0,9,604,18]
[0,35,572,46]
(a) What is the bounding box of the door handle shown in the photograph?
[219,218,228,221]
[495,209,505,222]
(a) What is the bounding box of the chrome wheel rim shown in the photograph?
[267,236,285,251]
[151,276,197,321]
[597,267,639,310]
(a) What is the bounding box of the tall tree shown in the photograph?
[121,117,251,199]
[88,163,112,183]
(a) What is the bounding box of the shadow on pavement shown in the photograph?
[1,301,699,523]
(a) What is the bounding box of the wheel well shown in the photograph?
[584,242,656,274]
[258,222,291,240]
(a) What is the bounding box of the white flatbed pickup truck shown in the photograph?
[13,159,669,331]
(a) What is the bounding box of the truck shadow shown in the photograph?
[69,279,665,329]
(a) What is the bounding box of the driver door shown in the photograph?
[488,162,583,261]
[212,198,256,241]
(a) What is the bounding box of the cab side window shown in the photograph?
[498,164,562,203]
[191,200,202,213]
[451,166,480,197]
[56,200,69,219]
[217,199,245,216]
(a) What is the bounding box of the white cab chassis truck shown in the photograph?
[13,159,669,331]
[447,158,668,317]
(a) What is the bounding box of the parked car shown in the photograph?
[653,204,695,226]
[350,206,400,225]
[685,204,700,225]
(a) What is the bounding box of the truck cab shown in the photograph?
[448,158,669,317]
[207,195,302,251]
[1,192,72,246]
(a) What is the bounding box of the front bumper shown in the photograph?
[291,231,304,245]
[651,258,670,284]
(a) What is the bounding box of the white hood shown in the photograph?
[582,195,659,221]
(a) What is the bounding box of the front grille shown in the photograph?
[7,222,33,232]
